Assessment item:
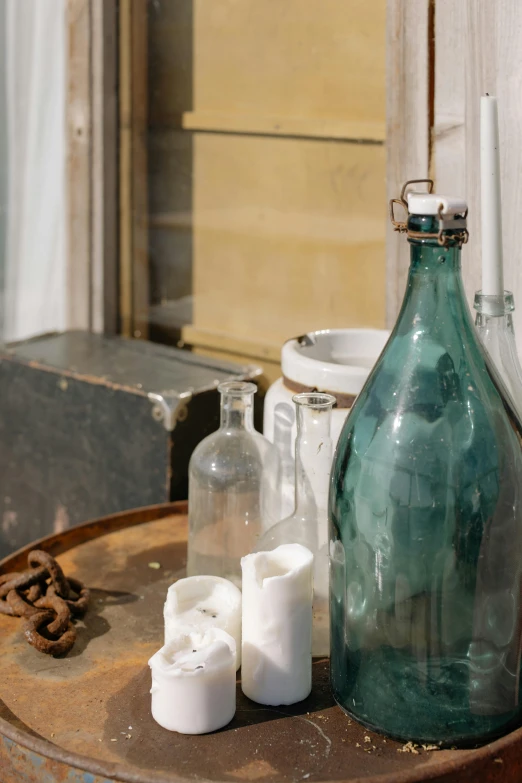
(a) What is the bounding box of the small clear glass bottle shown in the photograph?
[256,392,336,656]
[187,381,277,586]
[474,290,522,417]
[263,401,296,529]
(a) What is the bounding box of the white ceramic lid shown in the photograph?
[281,328,389,395]
[407,192,467,216]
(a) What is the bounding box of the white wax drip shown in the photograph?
[241,544,314,706]
[149,628,236,734]
[164,575,242,669]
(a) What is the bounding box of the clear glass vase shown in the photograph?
[256,392,336,656]
[474,291,522,419]
[187,381,278,587]
[329,197,522,746]
[267,401,296,526]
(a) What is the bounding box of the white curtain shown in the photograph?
[4,0,66,342]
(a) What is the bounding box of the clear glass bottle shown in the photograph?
[474,290,522,418]
[263,401,296,529]
[187,381,277,586]
[256,392,336,656]
[330,190,522,746]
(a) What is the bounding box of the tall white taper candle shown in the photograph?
[241,544,313,706]
[481,95,504,298]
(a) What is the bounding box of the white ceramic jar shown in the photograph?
[263,329,389,521]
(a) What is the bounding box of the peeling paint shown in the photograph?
[54,504,70,535]
[2,510,17,546]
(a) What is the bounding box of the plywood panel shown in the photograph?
[149,0,385,135]
[146,0,387,362]
[190,133,386,345]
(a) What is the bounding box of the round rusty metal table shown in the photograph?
[1,501,522,783]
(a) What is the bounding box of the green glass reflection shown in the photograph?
[329,214,522,746]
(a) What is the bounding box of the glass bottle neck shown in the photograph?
[474,291,516,335]
[395,228,470,339]
[220,392,255,432]
[406,215,464,276]
[473,291,522,414]
[294,400,333,520]
[475,312,515,332]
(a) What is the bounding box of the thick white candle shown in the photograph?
[241,544,313,706]
[481,95,504,299]
[149,628,236,734]
[164,575,242,669]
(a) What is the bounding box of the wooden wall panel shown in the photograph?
[147,0,387,369]
[67,0,118,334]
[432,0,465,196]
[391,0,522,349]
[189,133,386,347]
[119,0,149,338]
[385,0,430,326]
[149,0,386,140]
[67,0,92,330]
[91,0,118,334]
[194,0,385,125]
[430,0,522,343]
[463,0,522,336]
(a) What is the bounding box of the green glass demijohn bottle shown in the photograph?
[329,180,522,746]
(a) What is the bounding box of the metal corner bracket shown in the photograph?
[148,390,193,432]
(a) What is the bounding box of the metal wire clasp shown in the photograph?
[389,179,434,233]
[436,203,469,248]
[389,179,469,248]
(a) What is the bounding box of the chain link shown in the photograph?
[0,550,89,656]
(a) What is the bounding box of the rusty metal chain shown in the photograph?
[27,550,70,598]
[0,566,49,599]
[23,611,77,657]
[0,550,89,656]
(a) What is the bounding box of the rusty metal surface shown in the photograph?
[0,549,89,656]
[1,501,522,783]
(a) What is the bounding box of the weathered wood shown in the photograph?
[432,0,466,195]
[0,332,256,557]
[66,0,92,330]
[67,0,119,334]
[119,0,149,339]
[386,0,431,326]
[91,0,118,334]
[463,0,522,340]
[414,0,522,346]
